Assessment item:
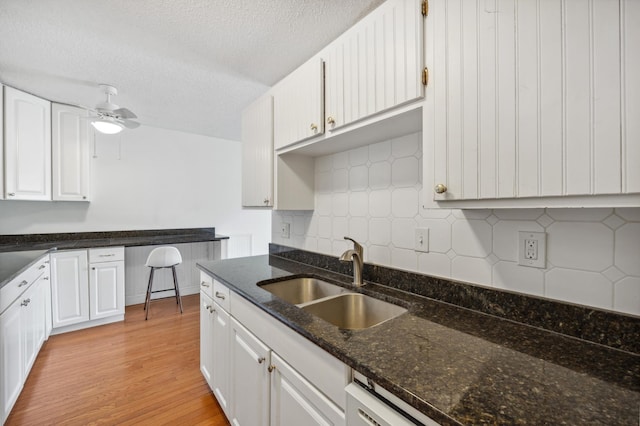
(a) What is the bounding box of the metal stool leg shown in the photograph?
[144,267,155,320]
[172,266,183,314]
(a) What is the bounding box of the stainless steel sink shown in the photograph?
[259,277,347,305]
[301,293,407,330]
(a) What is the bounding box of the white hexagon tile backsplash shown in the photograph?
[272,132,640,316]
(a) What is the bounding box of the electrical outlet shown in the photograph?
[281,222,290,239]
[518,231,546,268]
[414,228,429,253]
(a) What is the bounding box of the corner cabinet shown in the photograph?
[52,103,91,202]
[324,0,426,131]
[3,86,52,201]
[242,94,274,207]
[273,57,324,150]
[424,0,640,208]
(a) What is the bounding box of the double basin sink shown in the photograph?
[259,277,407,330]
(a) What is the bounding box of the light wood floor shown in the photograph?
[6,294,230,426]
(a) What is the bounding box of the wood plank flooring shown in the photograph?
[6,294,230,425]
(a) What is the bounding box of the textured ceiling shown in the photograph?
[0,0,385,140]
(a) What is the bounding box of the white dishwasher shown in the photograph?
[346,372,440,426]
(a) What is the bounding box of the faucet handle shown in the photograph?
[343,237,363,257]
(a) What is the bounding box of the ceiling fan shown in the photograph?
[90,84,140,134]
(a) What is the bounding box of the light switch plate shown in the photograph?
[281,222,290,239]
[415,228,429,253]
[518,231,546,268]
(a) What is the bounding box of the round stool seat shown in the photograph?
[146,246,182,268]
[143,246,183,320]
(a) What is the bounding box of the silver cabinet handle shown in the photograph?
[92,267,96,270]
[209,306,215,313]
[205,304,212,310]
[263,198,270,205]
[18,280,28,287]
[215,292,226,300]
[99,254,115,257]
[39,264,46,269]
[200,282,210,288]
[8,192,15,196]
[21,298,31,306]
[268,365,275,373]
[43,276,49,280]
[257,357,265,364]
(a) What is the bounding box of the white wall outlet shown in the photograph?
[415,228,429,253]
[281,222,290,239]
[518,231,546,268]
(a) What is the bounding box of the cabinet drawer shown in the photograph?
[213,280,230,311]
[0,255,49,315]
[200,272,214,299]
[89,247,124,263]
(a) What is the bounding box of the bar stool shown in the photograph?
[144,246,183,320]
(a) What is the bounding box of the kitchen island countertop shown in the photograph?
[198,254,640,426]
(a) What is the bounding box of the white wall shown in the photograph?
[0,125,271,255]
[272,132,640,316]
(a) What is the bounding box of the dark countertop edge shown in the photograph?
[0,229,229,253]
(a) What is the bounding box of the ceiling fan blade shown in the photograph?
[113,107,137,119]
[121,119,140,129]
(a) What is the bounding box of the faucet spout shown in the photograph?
[340,237,364,287]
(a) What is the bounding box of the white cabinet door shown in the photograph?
[427,0,640,205]
[3,86,51,201]
[51,250,89,328]
[200,292,214,388]
[230,317,270,426]
[274,57,324,150]
[211,301,231,418]
[0,85,4,200]
[242,94,274,207]
[21,276,46,377]
[0,300,22,424]
[325,0,424,131]
[89,260,124,320]
[270,352,344,426]
[52,103,91,202]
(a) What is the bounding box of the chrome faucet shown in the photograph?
[340,237,364,287]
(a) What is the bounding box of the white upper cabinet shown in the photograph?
[425,0,640,208]
[3,86,52,201]
[52,103,91,202]
[324,0,425,131]
[242,94,274,207]
[273,57,324,150]
[1,85,4,200]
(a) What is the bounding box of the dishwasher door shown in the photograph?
[346,383,419,426]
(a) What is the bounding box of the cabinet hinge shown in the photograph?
[422,67,429,86]
[422,0,429,16]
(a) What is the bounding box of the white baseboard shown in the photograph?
[50,315,124,335]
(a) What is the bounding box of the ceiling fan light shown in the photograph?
[91,119,124,134]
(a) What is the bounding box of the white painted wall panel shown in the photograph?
[623,0,640,193]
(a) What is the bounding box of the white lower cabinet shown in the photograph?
[89,260,125,320]
[51,247,125,333]
[199,273,347,426]
[271,352,344,426]
[200,291,214,388]
[211,299,230,417]
[0,255,50,424]
[230,317,270,426]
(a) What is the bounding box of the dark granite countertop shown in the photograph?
[197,254,640,426]
[0,228,228,253]
[0,249,52,290]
